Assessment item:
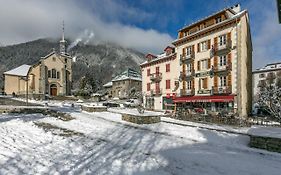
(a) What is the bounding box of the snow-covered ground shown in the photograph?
[1,104,281,174]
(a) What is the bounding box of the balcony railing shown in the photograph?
[180,52,195,65]
[150,89,162,96]
[179,70,195,81]
[210,40,232,57]
[180,89,195,96]
[212,86,232,95]
[150,73,162,82]
[213,63,232,72]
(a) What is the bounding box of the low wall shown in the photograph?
[249,136,281,153]
[122,113,161,124]
[81,105,107,112]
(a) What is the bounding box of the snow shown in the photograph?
[108,107,164,116]
[1,102,281,174]
[4,64,31,77]
[103,81,113,87]
[248,126,281,139]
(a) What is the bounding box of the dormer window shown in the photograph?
[216,17,222,23]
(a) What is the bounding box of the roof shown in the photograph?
[140,52,176,66]
[178,4,240,32]
[4,64,31,77]
[103,81,113,87]
[112,68,142,82]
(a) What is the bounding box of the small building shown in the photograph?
[140,46,178,111]
[103,68,142,99]
[252,62,281,101]
[4,27,72,98]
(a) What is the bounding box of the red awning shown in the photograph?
[173,95,235,103]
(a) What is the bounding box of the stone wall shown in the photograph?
[122,113,161,124]
[249,135,281,153]
[81,106,107,112]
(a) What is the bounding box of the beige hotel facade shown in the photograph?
[141,4,252,118]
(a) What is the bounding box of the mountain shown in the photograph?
[0,39,146,91]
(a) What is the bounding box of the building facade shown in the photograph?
[140,46,179,110]
[252,62,281,101]
[4,29,72,98]
[173,4,252,118]
[103,68,142,99]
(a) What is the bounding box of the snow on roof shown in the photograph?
[4,64,31,77]
[140,52,176,66]
[103,81,113,87]
[112,68,142,82]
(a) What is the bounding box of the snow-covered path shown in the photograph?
[1,109,281,175]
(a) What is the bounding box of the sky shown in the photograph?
[0,0,280,69]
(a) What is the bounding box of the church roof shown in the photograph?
[4,64,31,77]
[112,68,142,82]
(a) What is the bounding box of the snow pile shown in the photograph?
[248,126,281,139]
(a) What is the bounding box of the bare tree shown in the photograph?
[257,72,281,122]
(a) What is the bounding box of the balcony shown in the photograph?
[212,86,232,95]
[150,89,162,96]
[180,52,195,65]
[180,89,195,96]
[179,70,195,81]
[213,63,232,73]
[150,73,162,82]
[210,40,232,57]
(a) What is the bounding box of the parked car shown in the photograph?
[124,99,140,107]
[102,102,120,107]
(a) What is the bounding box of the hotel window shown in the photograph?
[200,41,208,52]
[187,64,192,73]
[48,70,51,78]
[259,73,265,78]
[147,69,150,76]
[166,64,170,72]
[187,81,192,89]
[166,80,171,89]
[219,55,227,66]
[216,17,222,23]
[220,76,227,86]
[186,46,193,55]
[219,34,227,46]
[201,59,208,70]
[51,69,56,78]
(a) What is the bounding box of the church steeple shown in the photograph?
[60,21,67,55]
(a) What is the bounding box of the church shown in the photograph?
[3,26,73,98]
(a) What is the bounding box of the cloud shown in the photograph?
[245,0,281,69]
[0,0,173,53]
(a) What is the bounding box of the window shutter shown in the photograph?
[227,53,232,64]
[214,75,218,87]
[208,40,211,49]
[227,32,231,42]
[214,37,218,49]
[197,61,200,71]
[208,59,211,69]
[192,79,194,89]
[182,48,185,56]
[228,73,232,86]
[192,45,195,53]
[197,43,200,53]
[214,56,218,68]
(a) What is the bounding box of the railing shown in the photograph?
[213,63,232,72]
[179,70,195,81]
[180,52,195,65]
[180,89,195,96]
[210,40,232,57]
[150,73,162,82]
[150,89,162,96]
[212,86,232,95]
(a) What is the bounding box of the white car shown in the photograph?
[124,99,140,107]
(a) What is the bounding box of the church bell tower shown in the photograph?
[60,21,67,55]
